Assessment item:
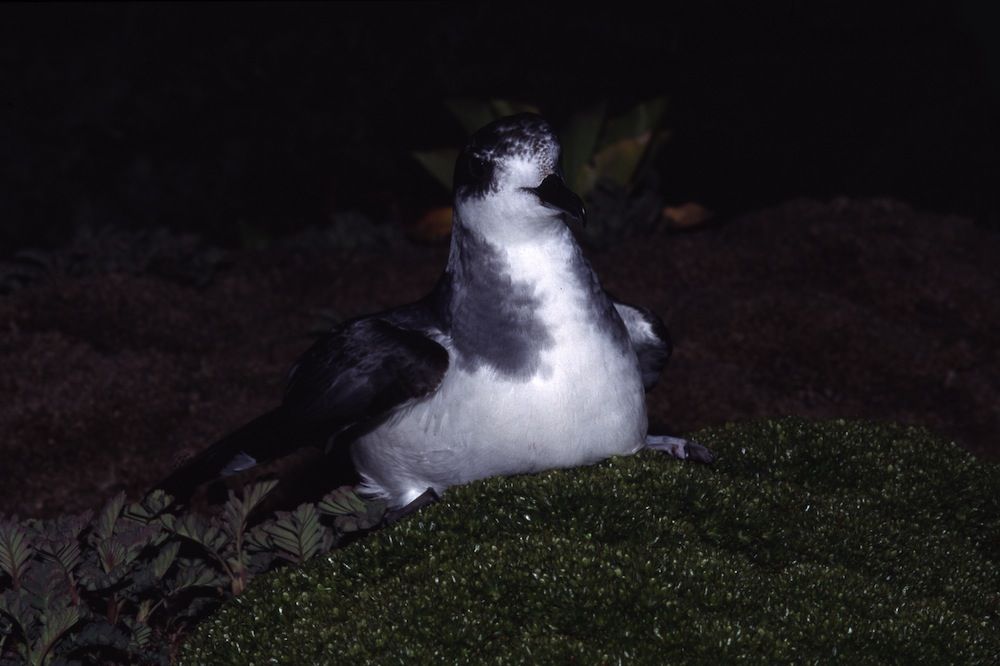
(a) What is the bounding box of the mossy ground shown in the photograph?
[180,419,1000,664]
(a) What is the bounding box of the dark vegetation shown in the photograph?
[0,480,387,664]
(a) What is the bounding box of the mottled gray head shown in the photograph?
[452,114,585,240]
[454,114,560,199]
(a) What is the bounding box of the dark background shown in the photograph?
[1,1,997,255]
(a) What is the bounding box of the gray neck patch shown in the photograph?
[441,224,555,381]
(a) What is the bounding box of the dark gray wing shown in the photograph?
[156,313,448,501]
[283,315,448,434]
[612,301,672,390]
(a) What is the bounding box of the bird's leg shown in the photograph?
[645,434,715,464]
[381,487,440,526]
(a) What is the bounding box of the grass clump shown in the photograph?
[180,419,1000,664]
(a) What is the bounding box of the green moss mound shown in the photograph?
[180,419,1000,664]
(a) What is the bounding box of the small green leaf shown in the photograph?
[223,480,279,543]
[589,134,654,189]
[35,605,80,662]
[444,98,498,135]
[488,99,540,118]
[37,538,81,581]
[599,97,668,148]
[317,487,367,517]
[412,149,459,192]
[94,492,126,542]
[332,515,360,533]
[333,503,386,533]
[170,514,227,555]
[169,559,226,596]
[241,480,278,517]
[265,504,324,564]
[129,619,153,649]
[244,524,272,553]
[0,520,32,590]
[123,490,173,525]
[560,102,607,196]
[151,541,180,581]
[96,540,127,575]
[0,589,34,637]
[319,487,385,533]
[158,513,176,532]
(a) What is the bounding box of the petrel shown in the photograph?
[157,114,713,511]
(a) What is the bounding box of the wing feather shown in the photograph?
[612,300,672,390]
[284,316,449,431]
[155,314,448,501]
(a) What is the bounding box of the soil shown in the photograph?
[1,197,997,519]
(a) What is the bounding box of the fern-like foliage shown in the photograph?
[0,482,388,664]
[318,487,387,533]
[0,520,32,593]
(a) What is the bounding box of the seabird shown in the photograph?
[157,113,713,512]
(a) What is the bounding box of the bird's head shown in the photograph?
[452,113,585,243]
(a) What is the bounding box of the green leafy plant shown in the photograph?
[412,97,670,245]
[561,99,670,245]
[317,487,387,534]
[0,482,386,665]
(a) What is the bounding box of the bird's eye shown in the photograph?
[454,152,493,195]
[469,156,488,178]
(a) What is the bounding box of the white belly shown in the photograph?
[352,242,647,507]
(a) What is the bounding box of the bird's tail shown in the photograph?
[154,408,293,504]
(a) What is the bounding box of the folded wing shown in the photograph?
[155,315,449,502]
[612,301,672,390]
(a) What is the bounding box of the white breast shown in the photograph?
[352,234,647,507]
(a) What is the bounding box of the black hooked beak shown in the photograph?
[529,173,587,226]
